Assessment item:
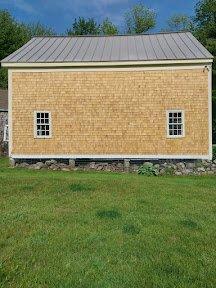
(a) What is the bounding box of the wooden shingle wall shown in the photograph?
[11,69,209,157]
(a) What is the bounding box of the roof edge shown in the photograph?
[1,58,213,68]
[30,31,192,38]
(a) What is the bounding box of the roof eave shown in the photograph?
[1,58,213,68]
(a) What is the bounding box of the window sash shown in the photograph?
[34,111,51,138]
[167,110,184,138]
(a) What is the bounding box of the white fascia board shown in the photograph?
[1,59,213,68]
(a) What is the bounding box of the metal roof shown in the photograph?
[1,32,213,64]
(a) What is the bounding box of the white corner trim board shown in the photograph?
[11,154,211,160]
[1,58,213,68]
[8,70,12,156]
[208,64,213,159]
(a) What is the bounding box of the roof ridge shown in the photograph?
[32,31,191,39]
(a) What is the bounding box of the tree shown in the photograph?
[0,10,29,88]
[24,22,55,38]
[194,0,216,58]
[163,14,194,32]
[67,17,100,35]
[193,0,216,142]
[100,18,118,35]
[124,3,156,34]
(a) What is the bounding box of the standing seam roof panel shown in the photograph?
[54,38,77,62]
[163,34,186,59]
[91,37,106,61]
[2,38,37,62]
[1,32,213,63]
[171,33,196,59]
[186,32,213,58]
[28,38,57,62]
[45,37,70,62]
[19,38,51,62]
[82,37,99,61]
[64,38,85,61]
[149,35,166,59]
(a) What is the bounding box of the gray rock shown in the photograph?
[9,158,16,167]
[197,167,205,173]
[202,160,211,167]
[186,162,195,169]
[45,159,57,166]
[89,162,96,169]
[213,159,216,164]
[124,159,130,172]
[175,171,182,176]
[143,161,153,166]
[159,168,166,175]
[35,162,45,169]
[62,168,70,172]
[69,159,75,168]
[176,162,185,170]
[19,162,29,168]
[49,164,59,170]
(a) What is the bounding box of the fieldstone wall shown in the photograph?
[13,159,216,176]
[0,112,8,155]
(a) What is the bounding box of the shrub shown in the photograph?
[138,163,158,176]
[213,146,216,161]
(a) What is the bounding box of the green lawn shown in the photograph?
[0,157,216,288]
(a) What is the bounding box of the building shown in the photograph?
[0,89,8,154]
[0,32,213,161]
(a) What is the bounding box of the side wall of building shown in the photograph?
[10,66,211,159]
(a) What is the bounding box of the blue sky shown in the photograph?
[0,0,198,33]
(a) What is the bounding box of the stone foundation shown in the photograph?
[13,159,216,176]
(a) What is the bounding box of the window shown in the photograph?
[3,124,9,142]
[34,111,51,138]
[167,110,184,138]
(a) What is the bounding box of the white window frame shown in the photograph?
[34,111,52,139]
[166,110,185,138]
[3,124,9,142]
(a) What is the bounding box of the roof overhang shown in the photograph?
[1,58,213,68]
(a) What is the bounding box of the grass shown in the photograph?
[0,157,216,287]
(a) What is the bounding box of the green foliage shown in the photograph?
[100,18,118,35]
[194,0,216,67]
[0,68,8,89]
[138,163,158,176]
[24,21,55,38]
[212,146,216,160]
[124,3,156,34]
[163,14,194,32]
[67,17,100,35]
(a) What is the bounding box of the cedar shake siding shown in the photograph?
[11,68,209,157]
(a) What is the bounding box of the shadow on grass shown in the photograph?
[96,209,121,220]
